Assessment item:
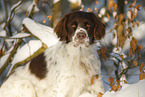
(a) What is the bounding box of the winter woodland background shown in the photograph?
[0,0,145,97]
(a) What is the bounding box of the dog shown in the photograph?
[0,11,105,97]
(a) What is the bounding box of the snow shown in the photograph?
[104,17,109,23]
[53,0,82,5]
[53,0,60,4]
[0,30,6,37]
[0,44,15,69]
[132,22,145,40]
[103,80,145,97]
[0,54,10,69]
[113,11,117,18]
[9,33,30,39]
[22,18,59,47]
[10,1,22,12]
[100,7,106,15]
[68,0,82,5]
[11,40,42,66]
[27,0,39,15]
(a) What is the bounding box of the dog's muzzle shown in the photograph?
[72,27,89,47]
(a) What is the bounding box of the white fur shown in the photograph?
[0,41,104,97]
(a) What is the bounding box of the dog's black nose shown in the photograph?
[77,32,86,40]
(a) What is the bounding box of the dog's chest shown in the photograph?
[44,46,99,96]
[46,57,93,97]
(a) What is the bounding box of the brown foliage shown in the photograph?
[108,77,114,85]
[139,69,145,80]
[97,92,103,97]
[108,0,117,11]
[100,47,107,61]
[91,75,99,84]
[140,62,144,72]
[133,60,138,66]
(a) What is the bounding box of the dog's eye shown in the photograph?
[71,23,77,30]
[72,24,76,28]
[86,24,91,28]
[84,22,91,28]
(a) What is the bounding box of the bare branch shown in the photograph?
[3,0,23,30]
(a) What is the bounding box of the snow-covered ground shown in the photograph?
[103,79,145,97]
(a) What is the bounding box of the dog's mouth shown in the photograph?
[72,34,89,47]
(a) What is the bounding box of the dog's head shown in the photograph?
[54,11,105,47]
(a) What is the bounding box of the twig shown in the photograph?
[116,57,135,80]
[3,0,23,30]
[3,0,8,20]
[0,37,23,75]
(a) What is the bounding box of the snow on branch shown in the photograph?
[3,0,23,30]
[8,40,47,75]
[0,33,30,39]
[26,0,39,17]
[22,18,59,47]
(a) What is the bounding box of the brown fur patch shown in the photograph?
[29,53,47,79]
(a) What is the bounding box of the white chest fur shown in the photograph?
[43,42,102,97]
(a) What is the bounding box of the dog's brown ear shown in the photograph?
[54,14,69,41]
[89,12,105,40]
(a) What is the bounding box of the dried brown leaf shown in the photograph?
[96,1,99,5]
[0,49,5,57]
[113,22,118,29]
[108,77,114,85]
[87,8,93,12]
[111,84,120,92]
[130,37,138,51]
[100,47,107,54]
[91,76,94,84]
[35,0,38,3]
[139,70,145,80]
[132,21,135,28]
[43,20,47,23]
[108,0,114,10]
[95,75,99,79]
[47,15,52,20]
[136,20,140,27]
[136,5,142,10]
[120,55,124,60]
[110,29,113,32]
[129,49,133,56]
[137,45,142,57]
[140,62,145,72]
[113,3,118,11]
[133,60,138,66]
[100,47,107,61]
[113,32,116,39]
[106,13,110,19]
[97,92,103,97]
[25,11,29,17]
